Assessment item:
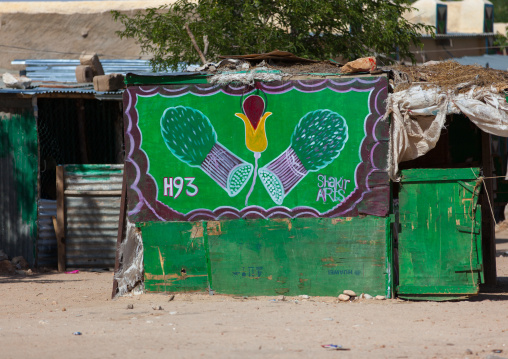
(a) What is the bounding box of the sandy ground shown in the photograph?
[2,235,508,359]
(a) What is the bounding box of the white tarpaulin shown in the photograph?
[386,85,508,180]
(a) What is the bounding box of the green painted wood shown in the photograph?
[206,217,390,297]
[397,285,478,295]
[0,108,38,266]
[142,221,209,292]
[400,168,480,182]
[125,73,210,86]
[63,164,123,176]
[398,168,483,300]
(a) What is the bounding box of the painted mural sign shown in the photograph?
[124,77,389,222]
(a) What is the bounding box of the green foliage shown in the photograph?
[490,0,508,22]
[112,0,434,71]
[160,106,217,166]
[494,31,508,52]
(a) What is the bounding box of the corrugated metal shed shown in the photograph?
[63,164,123,268]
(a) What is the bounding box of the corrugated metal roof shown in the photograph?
[421,32,495,38]
[0,87,124,98]
[12,59,157,82]
[454,54,508,71]
[0,59,166,96]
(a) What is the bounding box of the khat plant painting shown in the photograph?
[124,77,389,222]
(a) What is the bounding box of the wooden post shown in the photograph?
[481,131,497,285]
[56,165,66,272]
[112,166,127,298]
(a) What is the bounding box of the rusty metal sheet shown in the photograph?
[63,164,123,268]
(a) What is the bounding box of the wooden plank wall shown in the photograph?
[143,217,391,297]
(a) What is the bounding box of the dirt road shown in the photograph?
[2,233,508,359]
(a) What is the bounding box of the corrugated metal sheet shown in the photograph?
[37,199,57,267]
[421,32,495,38]
[0,103,38,266]
[454,54,508,71]
[11,59,157,83]
[64,164,123,268]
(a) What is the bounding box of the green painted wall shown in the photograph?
[143,216,391,297]
[125,77,392,297]
[0,107,38,265]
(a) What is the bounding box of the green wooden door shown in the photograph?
[397,168,483,300]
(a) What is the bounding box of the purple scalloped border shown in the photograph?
[124,77,389,222]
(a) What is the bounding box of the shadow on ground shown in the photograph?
[0,268,110,284]
[470,277,508,301]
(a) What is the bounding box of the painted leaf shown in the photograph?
[291,109,348,171]
[160,106,217,167]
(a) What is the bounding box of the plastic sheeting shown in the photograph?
[114,220,144,296]
[385,85,508,180]
[209,67,287,86]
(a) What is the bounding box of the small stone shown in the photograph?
[300,295,310,299]
[375,295,386,300]
[169,311,177,315]
[364,294,373,299]
[465,349,473,355]
[62,308,66,312]
[127,304,134,309]
[323,317,334,321]
[343,290,356,297]
[277,295,285,301]
[168,295,175,302]
[52,301,57,305]
[338,294,350,301]
[12,256,29,270]
[152,305,163,311]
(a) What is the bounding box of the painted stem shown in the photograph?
[258,147,308,205]
[201,143,253,197]
[245,152,261,206]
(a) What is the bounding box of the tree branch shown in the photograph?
[184,23,207,64]
[203,35,209,57]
